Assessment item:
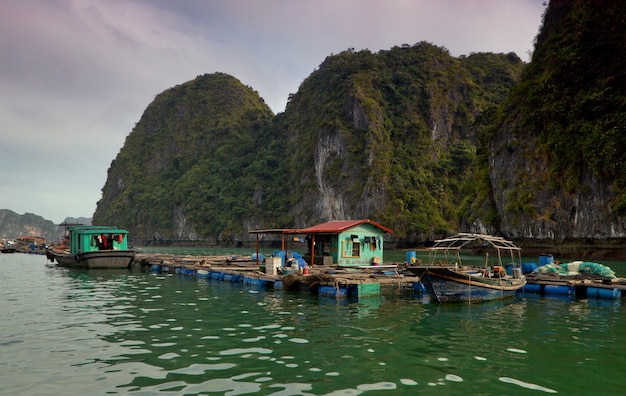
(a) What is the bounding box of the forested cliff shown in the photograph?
[463,0,625,244]
[93,0,625,251]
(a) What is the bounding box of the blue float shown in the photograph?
[538,254,554,266]
[406,251,417,264]
[544,285,574,296]
[522,283,542,294]
[319,285,347,298]
[522,262,537,274]
[587,287,621,300]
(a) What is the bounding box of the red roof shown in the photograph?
[299,219,394,234]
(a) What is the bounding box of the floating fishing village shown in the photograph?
[34,219,626,303]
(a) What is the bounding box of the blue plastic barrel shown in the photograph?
[544,285,574,296]
[406,251,417,264]
[522,262,537,274]
[587,287,621,300]
[412,282,426,293]
[319,285,347,298]
[522,283,542,294]
[538,254,554,266]
[505,264,514,275]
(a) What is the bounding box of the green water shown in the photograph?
[2,252,626,395]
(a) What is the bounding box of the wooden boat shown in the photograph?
[46,225,135,269]
[406,233,526,303]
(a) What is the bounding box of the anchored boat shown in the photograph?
[46,225,135,269]
[406,233,526,303]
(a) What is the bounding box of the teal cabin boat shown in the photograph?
[46,225,135,269]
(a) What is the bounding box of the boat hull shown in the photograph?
[48,249,135,269]
[411,266,526,303]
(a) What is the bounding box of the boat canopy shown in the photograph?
[430,233,521,251]
[429,233,522,267]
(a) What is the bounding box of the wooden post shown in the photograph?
[311,234,315,267]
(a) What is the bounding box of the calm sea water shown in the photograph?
[2,250,626,395]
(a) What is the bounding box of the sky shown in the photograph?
[0,0,546,225]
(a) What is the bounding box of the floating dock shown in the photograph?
[132,253,626,301]
[521,273,626,300]
[134,253,424,300]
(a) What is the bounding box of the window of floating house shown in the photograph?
[341,238,361,258]
[351,241,361,257]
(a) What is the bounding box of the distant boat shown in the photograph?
[46,225,135,269]
[406,233,526,303]
[1,246,17,253]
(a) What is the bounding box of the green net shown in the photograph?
[533,261,616,279]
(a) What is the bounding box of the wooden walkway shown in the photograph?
[132,253,625,301]
[133,253,423,298]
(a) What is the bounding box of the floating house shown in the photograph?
[15,235,47,253]
[250,219,394,267]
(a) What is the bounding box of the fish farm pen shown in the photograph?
[133,252,626,302]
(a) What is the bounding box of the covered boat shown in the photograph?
[46,225,135,269]
[406,233,526,303]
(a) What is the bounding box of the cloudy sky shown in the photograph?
[1,0,546,224]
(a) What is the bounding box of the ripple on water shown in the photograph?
[219,347,273,356]
[169,363,236,374]
[499,377,557,393]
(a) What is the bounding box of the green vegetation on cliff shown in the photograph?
[461,0,625,240]
[94,0,625,244]
[93,73,276,241]
[279,43,523,240]
[95,46,524,243]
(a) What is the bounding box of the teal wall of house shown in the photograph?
[326,224,385,267]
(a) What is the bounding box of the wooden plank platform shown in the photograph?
[133,252,423,299]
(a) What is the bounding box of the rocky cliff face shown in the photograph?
[93,73,275,242]
[487,128,625,241]
[93,4,624,249]
[0,210,58,242]
[280,45,524,241]
[481,0,626,243]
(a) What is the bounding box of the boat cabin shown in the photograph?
[66,226,130,255]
